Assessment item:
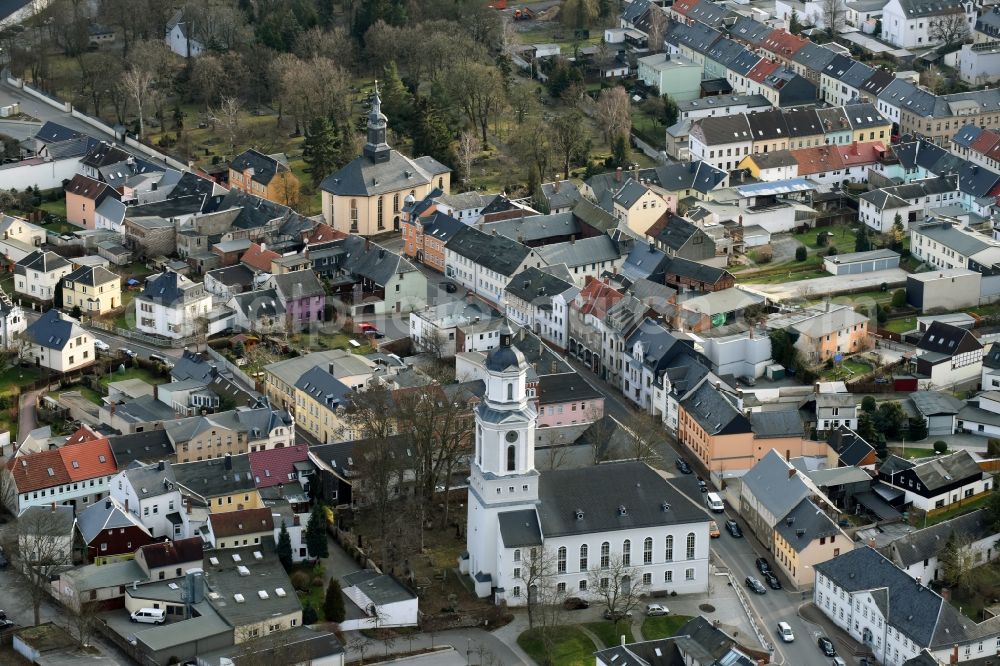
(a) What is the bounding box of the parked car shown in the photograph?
[818,637,836,657]
[764,572,782,590]
[674,458,692,474]
[94,339,110,352]
[645,604,668,616]
[563,597,590,610]
[441,281,458,293]
[832,657,847,666]
[745,576,766,594]
[696,477,707,493]
[0,619,13,630]
[130,608,166,624]
[725,519,743,538]
[358,322,378,333]
[148,353,174,368]
[776,621,794,643]
[120,348,137,359]
[603,609,633,621]
[708,521,720,538]
[755,557,771,575]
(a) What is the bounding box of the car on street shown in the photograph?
[603,609,633,621]
[645,604,668,616]
[708,521,720,538]
[764,572,781,589]
[0,619,13,631]
[696,477,707,493]
[776,621,794,643]
[563,597,589,610]
[120,348,138,359]
[725,519,742,537]
[832,658,847,666]
[440,281,457,293]
[745,576,766,594]
[674,458,692,474]
[818,637,836,657]
[755,557,771,575]
[94,339,110,352]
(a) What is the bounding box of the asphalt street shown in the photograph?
[23,309,184,361]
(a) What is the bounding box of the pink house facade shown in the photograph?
[535,372,605,428]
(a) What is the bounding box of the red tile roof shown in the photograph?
[66,425,102,445]
[247,445,310,489]
[970,129,1000,156]
[241,243,280,272]
[7,449,70,493]
[836,141,885,168]
[303,223,347,246]
[138,537,204,569]
[672,0,698,15]
[759,29,808,58]
[209,507,274,538]
[747,59,780,83]
[790,145,845,175]
[58,438,117,482]
[574,277,624,319]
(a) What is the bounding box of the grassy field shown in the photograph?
[641,614,694,640]
[287,332,373,355]
[98,367,170,387]
[899,447,935,459]
[38,199,68,218]
[884,316,917,333]
[584,621,634,648]
[51,385,104,406]
[925,492,994,527]
[793,225,857,252]
[947,558,1000,621]
[518,626,596,666]
[820,358,872,382]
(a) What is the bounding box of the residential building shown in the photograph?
[814,547,1000,666]
[401,196,464,273]
[877,450,990,512]
[65,173,118,229]
[910,221,1000,273]
[228,149,299,206]
[226,289,286,334]
[264,270,325,325]
[312,235,425,316]
[461,328,711,604]
[341,570,418,630]
[14,250,72,302]
[503,266,578,351]
[678,379,753,474]
[293,366,353,444]
[596,616,765,666]
[689,114,753,172]
[172,454,263,514]
[859,176,960,232]
[165,8,205,57]
[61,265,121,314]
[637,52,702,100]
[75,497,157,561]
[536,372,604,427]
[124,215,179,258]
[828,426,879,468]
[264,350,376,411]
[205,507,274,550]
[535,235,624,284]
[911,320,984,388]
[18,504,76,565]
[445,225,543,306]
[135,271,213,339]
[881,0,974,48]
[910,390,964,436]
[109,460,188,540]
[772,498,848,588]
[765,303,870,364]
[22,309,94,373]
[883,509,998,582]
[610,179,675,236]
[320,86,450,236]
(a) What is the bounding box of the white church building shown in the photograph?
[459,322,712,606]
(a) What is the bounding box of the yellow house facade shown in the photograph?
[62,265,121,315]
[772,499,848,588]
[319,85,450,237]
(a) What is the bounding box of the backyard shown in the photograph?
[940,558,1000,622]
[819,358,873,382]
[518,626,596,666]
[641,614,694,640]
[98,367,170,388]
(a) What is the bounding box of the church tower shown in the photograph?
[465,322,538,596]
[362,82,391,164]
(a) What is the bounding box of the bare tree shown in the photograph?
[584,414,618,464]
[458,131,482,185]
[16,507,74,625]
[514,547,558,629]
[595,87,632,146]
[929,13,970,45]
[551,110,589,180]
[647,8,668,53]
[920,65,946,94]
[208,96,242,157]
[628,414,664,464]
[68,599,101,648]
[588,553,649,634]
[940,532,979,593]
[447,61,505,143]
[821,0,846,36]
[121,67,155,139]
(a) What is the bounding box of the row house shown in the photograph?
[881,0,976,49]
[445,226,545,306]
[568,277,626,378]
[859,175,959,232]
[109,460,189,540]
[950,124,1000,172]
[503,266,579,351]
[401,201,464,273]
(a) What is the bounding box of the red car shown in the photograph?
[358,322,378,333]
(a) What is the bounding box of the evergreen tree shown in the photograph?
[660,94,679,127]
[305,503,329,561]
[302,601,318,624]
[611,133,631,169]
[324,579,346,622]
[861,396,877,414]
[411,96,455,169]
[854,225,871,252]
[275,520,293,570]
[889,213,905,252]
[907,416,928,441]
[789,11,802,33]
[380,61,414,136]
[302,117,340,189]
[527,165,540,196]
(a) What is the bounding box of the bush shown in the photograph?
[826,246,838,256]
[816,232,828,247]
[933,440,948,454]
[880,282,888,292]
[311,576,324,588]
[876,305,888,324]
[291,571,311,592]
[795,246,807,261]
[891,289,906,308]
[324,579,346,623]
[988,438,1000,457]
[756,249,772,264]
[302,602,318,625]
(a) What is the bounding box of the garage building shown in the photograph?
[824,248,900,275]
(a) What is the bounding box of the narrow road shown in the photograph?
[17,386,44,444]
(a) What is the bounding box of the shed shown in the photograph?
[909,390,964,436]
[741,225,771,248]
[823,248,900,275]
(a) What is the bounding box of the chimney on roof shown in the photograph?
[868,537,876,548]
[225,453,232,470]
[615,167,623,183]
[278,483,284,498]
[51,502,56,512]
[788,467,796,479]
[186,498,192,515]
[125,498,129,513]
[157,460,165,472]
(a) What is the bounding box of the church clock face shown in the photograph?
[505,431,519,443]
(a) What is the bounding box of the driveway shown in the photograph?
[17,386,45,446]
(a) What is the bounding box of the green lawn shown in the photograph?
[820,358,872,382]
[0,365,45,395]
[98,367,169,387]
[38,198,68,219]
[926,492,995,526]
[288,332,373,355]
[51,386,104,406]
[641,614,694,641]
[900,447,935,459]
[884,316,917,333]
[792,225,857,253]
[517,626,596,666]
[584,621,634,648]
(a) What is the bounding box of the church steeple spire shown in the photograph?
[363,80,391,164]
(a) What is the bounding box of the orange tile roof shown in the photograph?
[303,223,347,245]
[575,277,624,319]
[7,449,71,493]
[672,0,698,15]
[759,29,808,58]
[790,145,845,175]
[241,242,280,272]
[58,438,117,482]
[747,59,780,83]
[971,129,1000,156]
[836,141,885,168]
[66,425,102,445]
[209,507,274,538]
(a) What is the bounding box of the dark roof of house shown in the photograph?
[663,256,732,285]
[827,426,875,466]
[909,451,984,491]
[445,225,533,277]
[916,321,982,356]
[25,309,80,351]
[792,42,838,72]
[295,366,351,409]
[537,461,707,537]
[229,149,283,186]
[540,181,582,210]
[692,114,751,145]
[746,109,788,142]
[727,49,762,76]
[16,250,71,275]
[814,546,975,648]
[63,265,118,288]
[205,264,255,290]
[35,121,82,144]
[484,212,582,244]
[81,141,131,169]
[232,288,286,319]
[895,0,968,18]
[822,54,855,81]
[782,109,822,137]
[681,381,750,436]
[319,149,449,197]
[76,498,149,544]
[270,269,325,300]
[537,372,603,405]
[750,410,804,439]
[730,15,773,45]
[888,509,994,567]
[861,69,895,97]
[646,214,705,252]
[173,454,257,500]
[139,537,203,569]
[985,343,1000,369]
[774,498,840,553]
[840,62,876,89]
[333,235,418,286]
[505,266,575,304]
[108,430,175,467]
[909,390,964,416]
[706,37,748,66]
[417,211,464,243]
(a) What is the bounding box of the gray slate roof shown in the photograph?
[537,461,707,537]
[536,234,620,269]
[76,498,150,544]
[498,509,542,547]
[888,509,994,567]
[741,450,814,524]
[446,225,534,277]
[270,269,325,300]
[909,390,964,416]
[319,150,449,197]
[25,309,82,351]
[750,410,804,439]
[537,372,603,405]
[774,498,840,553]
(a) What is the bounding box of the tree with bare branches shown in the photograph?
[208,96,242,158]
[628,413,664,464]
[16,506,74,625]
[646,8,668,53]
[595,87,632,146]
[821,0,846,36]
[929,13,970,45]
[588,553,648,635]
[458,131,482,185]
[121,67,155,139]
[68,599,101,648]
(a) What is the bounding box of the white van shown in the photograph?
[705,492,724,513]
[130,608,166,624]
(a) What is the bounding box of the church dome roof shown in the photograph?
[485,320,525,372]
